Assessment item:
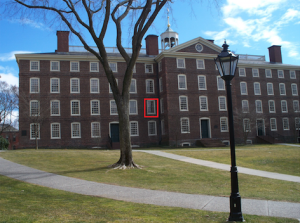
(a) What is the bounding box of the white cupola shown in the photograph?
[160,10,179,51]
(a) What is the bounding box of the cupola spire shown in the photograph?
[160,8,179,51]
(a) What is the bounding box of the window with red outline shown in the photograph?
[144,98,159,118]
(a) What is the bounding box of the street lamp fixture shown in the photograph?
[215,41,244,222]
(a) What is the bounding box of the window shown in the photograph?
[240,82,248,95]
[180,118,190,133]
[239,68,246,77]
[290,70,296,79]
[51,123,61,139]
[30,78,40,93]
[198,75,206,90]
[255,100,263,113]
[179,96,188,111]
[146,79,155,93]
[270,118,277,131]
[50,78,60,93]
[267,83,274,95]
[147,100,156,115]
[51,100,60,116]
[148,121,157,136]
[30,61,39,71]
[70,61,79,72]
[71,122,81,138]
[252,68,259,77]
[242,100,249,113]
[295,118,300,130]
[91,122,100,138]
[196,59,205,69]
[243,119,250,132]
[90,78,99,93]
[51,61,60,71]
[129,100,137,115]
[218,96,227,111]
[282,118,289,130]
[130,121,139,136]
[160,98,164,114]
[279,83,286,95]
[158,61,162,72]
[110,100,118,115]
[291,84,298,96]
[109,79,118,93]
[268,100,276,113]
[91,100,100,115]
[254,82,261,95]
[178,75,187,90]
[133,64,136,73]
[177,58,185,68]
[293,100,299,112]
[90,62,99,72]
[161,120,165,135]
[220,117,228,132]
[70,78,80,93]
[30,100,39,116]
[265,69,272,78]
[199,96,208,111]
[145,64,153,73]
[130,79,137,93]
[71,100,80,116]
[159,77,163,92]
[217,76,225,90]
[30,123,40,139]
[278,70,284,78]
[281,100,288,113]
[109,62,117,72]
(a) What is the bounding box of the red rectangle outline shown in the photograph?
[144,98,159,118]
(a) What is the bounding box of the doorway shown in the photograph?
[257,120,264,136]
[110,123,120,142]
[200,119,210,138]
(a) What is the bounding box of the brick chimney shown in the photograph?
[145,35,159,56]
[268,45,282,63]
[56,31,69,52]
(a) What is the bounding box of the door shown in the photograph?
[110,124,120,142]
[257,120,264,136]
[201,120,209,138]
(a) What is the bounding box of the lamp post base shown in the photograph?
[228,195,244,222]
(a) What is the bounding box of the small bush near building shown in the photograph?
[0,136,9,150]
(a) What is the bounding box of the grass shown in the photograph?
[0,147,300,203]
[167,144,300,176]
[0,175,297,223]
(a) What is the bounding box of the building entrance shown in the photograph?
[110,124,120,142]
[201,119,210,138]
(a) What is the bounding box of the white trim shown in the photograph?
[282,117,290,130]
[145,64,153,73]
[291,83,298,96]
[254,82,261,95]
[198,75,207,90]
[91,122,101,138]
[110,100,118,115]
[281,100,288,113]
[90,78,100,93]
[70,78,80,93]
[178,74,187,90]
[30,100,40,116]
[279,83,286,95]
[199,117,211,139]
[240,82,248,95]
[252,68,259,77]
[50,78,60,93]
[266,83,274,95]
[109,62,118,72]
[30,77,40,93]
[30,123,40,140]
[70,100,81,116]
[90,62,99,72]
[130,121,139,136]
[270,118,277,131]
[50,100,60,116]
[70,61,80,72]
[51,123,61,139]
[146,79,155,93]
[90,99,100,115]
[220,117,228,132]
[130,78,137,94]
[196,59,205,69]
[71,122,81,138]
[278,70,284,78]
[199,96,208,111]
[176,58,185,68]
[218,96,227,111]
[148,120,157,136]
[268,100,276,113]
[50,61,60,71]
[129,100,138,115]
[265,69,272,78]
[179,96,188,111]
[30,61,40,71]
[239,68,246,77]
[255,100,263,113]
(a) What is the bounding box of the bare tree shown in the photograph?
[0,81,18,134]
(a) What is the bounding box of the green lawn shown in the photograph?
[0,147,299,203]
[1,175,296,223]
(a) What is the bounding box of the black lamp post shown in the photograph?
[215,41,244,222]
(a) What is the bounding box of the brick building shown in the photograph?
[16,28,300,149]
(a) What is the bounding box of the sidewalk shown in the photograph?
[0,156,300,220]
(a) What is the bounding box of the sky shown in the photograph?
[0,0,300,89]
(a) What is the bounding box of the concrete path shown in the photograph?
[139,150,300,183]
[0,157,300,220]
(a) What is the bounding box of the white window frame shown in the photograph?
[176,58,185,68]
[145,64,153,73]
[278,70,284,78]
[240,82,248,95]
[50,61,60,71]
[270,118,277,131]
[217,76,225,90]
[147,100,156,115]
[252,68,259,77]
[130,121,139,136]
[243,119,250,132]
[110,100,118,115]
[220,117,228,132]
[255,100,263,113]
[146,79,155,93]
[293,100,299,112]
[51,123,61,139]
[71,122,81,138]
[90,62,99,72]
[91,100,100,115]
[265,69,272,78]
[71,100,80,116]
[160,98,164,114]
[281,100,288,113]
[198,75,207,90]
[196,59,205,69]
[90,78,99,93]
[129,100,138,115]
[199,96,208,111]
[290,70,296,79]
[70,78,80,93]
[267,83,274,95]
[218,96,227,111]
[178,74,187,90]
[50,78,60,93]
[159,77,163,92]
[295,117,300,130]
[291,83,298,96]
[30,123,40,140]
[239,68,246,77]
[91,122,101,138]
[70,61,79,72]
[282,118,289,130]
[109,62,117,72]
[268,100,276,113]
[109,79,118,93]
[161,119,165,135]
[148,121,157,136]
[242,100,249,113]
[30,78,40,93]
[50,100,60,116]
[279,83,286,95]
[158,61,162,72]
[30,61,40,71]
[130,79,137,93]
[254,82,261,95]
[179,96,188,111]
[30,100,40,116]
[180,117,190,133]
